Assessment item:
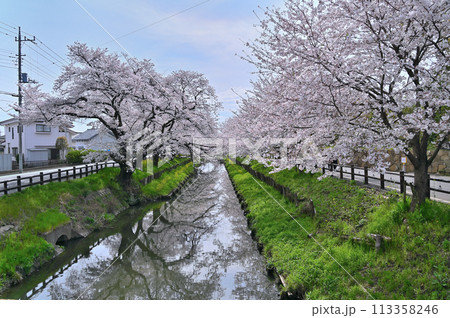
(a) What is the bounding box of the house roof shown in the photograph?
[0,118,18,125]
[73,129,99,141]
[0,117,76,132]
[73,129,116,142]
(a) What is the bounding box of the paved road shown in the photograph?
[328,166,450,204]
[0,162,116,196]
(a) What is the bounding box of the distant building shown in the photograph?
[0,117,76,162]
[0,135,5,153]
[72,128,116,151]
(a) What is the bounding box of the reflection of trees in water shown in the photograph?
[45,164,278,299]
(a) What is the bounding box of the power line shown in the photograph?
[102,0,211,44]
[23,60,58,78]
[0,25,16,34]
[0,30,15,38]
[23,42,64,68]
[29,41,67,67]
[0,64,15,69]
[0,51,14,55]
[23,50,61,78]
[0,55,14,61]
[27,42,65,67]
[34,38,68,65]
[22,60,57,82]
[0,21,17,30]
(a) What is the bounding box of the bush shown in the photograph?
[66,149,95,164]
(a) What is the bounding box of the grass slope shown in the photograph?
[0,158,193,290]
[226,160,449,299]
[141,162,194,199]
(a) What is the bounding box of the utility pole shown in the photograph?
[15,27,35,173]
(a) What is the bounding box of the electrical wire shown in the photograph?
[0,21,17,30]
[22,60,57,82]
[0,30,15,38]
[24,43,63,68]
[34,38,68,65]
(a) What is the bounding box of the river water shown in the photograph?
[2,163,279,300]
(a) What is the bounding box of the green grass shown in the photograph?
[0,232,54,286]
[0,157,194,291]
[0,167,120,224]
[142,162,194,198]
[24,208,71,234]
[133,156,189,182]
[226,159,449,299]
[141,156,189,174]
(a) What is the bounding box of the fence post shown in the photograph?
[58,169,62,182]
[340,166,343,179]
[85,164,89,177]
[66,170,69,180]
[400,171,405,194]
[427,173,431,198]
[73,167,76,179]
[322,166,326,174]
[50,172,53,182]
[380,173,385,189]
[17,176,21,192]
[40,172,44,185]
[96,162,99,172]
[91,165,94,174]
[4,181,7,195]
[351,165,355,180]
[364,166,368,185]
[29,177,32,186]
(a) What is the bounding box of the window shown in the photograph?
[36,124,51,132]
[11,127,14,140]
[12,147,18,156]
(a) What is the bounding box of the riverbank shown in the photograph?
[225,159,449,299]
[0,158,194,293]
[2,162,279,300]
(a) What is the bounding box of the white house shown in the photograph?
[72,128,116,151]
[0,135,5,153]
[0,118,76,162]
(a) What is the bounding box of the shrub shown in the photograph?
[66,150,85,164]
[66,149,96,164]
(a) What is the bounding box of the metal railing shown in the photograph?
[0,162,118,196]
[322,164,450,198]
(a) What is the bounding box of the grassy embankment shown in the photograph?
[225,159,449,299]
[0,157,193,289]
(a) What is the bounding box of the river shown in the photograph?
[2,163,279,300]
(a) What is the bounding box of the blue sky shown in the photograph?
[0,0,284,134]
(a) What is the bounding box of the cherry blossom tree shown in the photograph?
[164,70,221,161]
[21,43,171,186]
[20,43,221,187]
[237,0,449,209]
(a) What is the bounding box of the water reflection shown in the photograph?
[4,163,279,300]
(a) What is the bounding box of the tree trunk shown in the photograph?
[153,150,159,168]
[118,162,133,187]
[410,160,429,211]
[408,132,430,211]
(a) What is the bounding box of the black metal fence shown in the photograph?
[1,159,193,196]
[0,162,118,196]
[322,164,450,198]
